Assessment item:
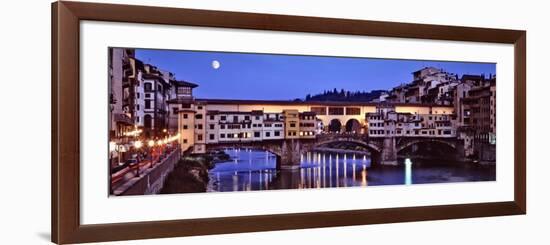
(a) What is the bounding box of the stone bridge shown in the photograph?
[206,134,464,169]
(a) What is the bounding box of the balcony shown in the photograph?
[113,113,134,125]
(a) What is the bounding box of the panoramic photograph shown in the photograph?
[108,47,496,196]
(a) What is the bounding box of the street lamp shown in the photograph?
[133,141,143,177]
[148,140,155,168]
[109,141,117,167]
[163,128,168,149]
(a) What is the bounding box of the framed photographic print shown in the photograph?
[52,1,526,244]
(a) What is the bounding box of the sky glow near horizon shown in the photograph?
[134,48,496,100]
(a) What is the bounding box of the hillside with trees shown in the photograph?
[304,88,386,102]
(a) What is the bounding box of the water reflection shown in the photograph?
[405,158,412,185]
[207,148,496,193]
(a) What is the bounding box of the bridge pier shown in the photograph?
[380,137,398,165]
[276,139,303,170]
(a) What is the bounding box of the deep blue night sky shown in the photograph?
[135,49,496,100]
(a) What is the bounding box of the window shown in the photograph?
[328,107,344,115]
[177,86,192,95]
[144,83,152,91]
[145,93,151,98]
[136,116,140,123]
[197,134,203,141]
[220,116,226,121]
[183,113,188,119]
[197,106,203,109]
[311,107,327,115]
[183,139,187,143]
[195,114,203,119]
[228,124,240,129]
[183,125,188,130]
[266,132,271,137]
[254,132,260,138]
[136,104,140,110]
[345,107,361,115]
[136,93,140,98]
[197,124,203,130]
[255,116,260,120]
[274,131,280,136]
[290,123,296,128]
[245,116,250,120]
[145,100,151,109]
[209,124,215,130]
[220,134,225,138]
[233,116,238,122]
[172,107,178,114]
[209,134,215,140]
[209,115,215,120]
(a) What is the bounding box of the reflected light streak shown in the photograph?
[405,158,413,185]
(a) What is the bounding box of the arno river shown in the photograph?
[207,148,496,192]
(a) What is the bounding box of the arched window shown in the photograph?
[328,119,342,133]
[345,119,361,133]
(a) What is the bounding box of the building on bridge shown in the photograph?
[283,110,300,139]
[175,106,321,153]
[299,111,317,139]
[366,103,457,138]
[169,97,463,154]
[206,110,263,144]
[262,112,285,140]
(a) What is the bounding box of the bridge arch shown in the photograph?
[396,138,457,154]
[315,137,381,154]
[328,119,342,133]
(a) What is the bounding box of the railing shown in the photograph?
[111,147,181,195]
[315,133,370,142]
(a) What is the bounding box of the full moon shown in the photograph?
[212,60,220,69]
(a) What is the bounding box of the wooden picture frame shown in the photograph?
[51,1,526,244]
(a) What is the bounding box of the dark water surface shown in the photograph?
[207,148,496,192]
